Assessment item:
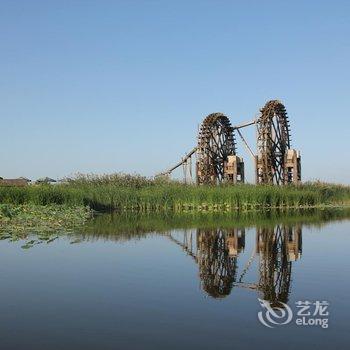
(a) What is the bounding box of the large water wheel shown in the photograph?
[196,113,237,185]
[256,100,291,185]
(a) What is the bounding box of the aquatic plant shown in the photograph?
[0,204,92,235]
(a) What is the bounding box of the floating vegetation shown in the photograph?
[0,204,92,248]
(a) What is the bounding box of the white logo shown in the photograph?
[257,298,293,328]
[258,299,330,329]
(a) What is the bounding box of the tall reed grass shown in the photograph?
[0,174,349,212]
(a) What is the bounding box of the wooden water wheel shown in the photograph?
[196,113,236,185]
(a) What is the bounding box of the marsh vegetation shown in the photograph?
[0,174,349,212]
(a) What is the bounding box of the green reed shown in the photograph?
[0,174,349,212]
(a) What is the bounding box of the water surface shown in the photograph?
[1,210,349,349]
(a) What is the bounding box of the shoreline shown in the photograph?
[1,202,350,234]
[1,204,350,249]
[1,177,350,234]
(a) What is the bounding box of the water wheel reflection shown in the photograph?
[167,224,302,303]
[256,225,302,306]
[197,229,245,298]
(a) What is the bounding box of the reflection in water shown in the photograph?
[78,207,350,238]
[5,208,349,304]
[197,229,244,298]
[4,207,349,248]
[168,225,302,303]
[256,225,302,306]
[1,211,349,350]
[167,229,243,298]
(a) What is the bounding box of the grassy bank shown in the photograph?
[0,174,350,212]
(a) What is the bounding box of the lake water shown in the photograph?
[1,209,350,350]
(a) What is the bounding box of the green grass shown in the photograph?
[0,174,350,212]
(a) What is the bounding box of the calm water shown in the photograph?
[1,210,350,350]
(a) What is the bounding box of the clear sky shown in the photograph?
[1,0,349,183]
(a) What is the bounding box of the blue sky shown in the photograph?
[0,0,349,183]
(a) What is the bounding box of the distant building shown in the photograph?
[0,178,30,187]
